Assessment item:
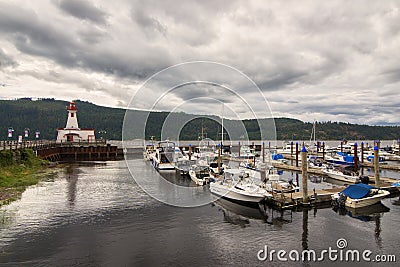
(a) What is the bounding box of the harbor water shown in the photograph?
[0,157,400,266]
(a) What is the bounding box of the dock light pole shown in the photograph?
[24,128,30,138]
[374,146,380,187]
[295,142,299,167]
[353,142,358,173]
[301,146,308,204]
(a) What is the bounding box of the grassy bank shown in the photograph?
[0,149,49,205]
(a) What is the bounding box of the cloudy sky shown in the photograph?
[0,0,400,125]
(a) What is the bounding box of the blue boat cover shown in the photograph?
[272,154,284,160]
[336,152,354,163]
[341,183,376,199]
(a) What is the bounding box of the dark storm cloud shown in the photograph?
[57,0,107,24]
[0,49,17,68]
[1,0,400,125]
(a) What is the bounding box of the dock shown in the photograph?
[0,140,124,161]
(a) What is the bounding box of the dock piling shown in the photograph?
[295,142,299,167]
[374,146,380,187]
[301,146,308,204]
[354,142,358,172]
[262,141,265,163]
[361,142,364,163]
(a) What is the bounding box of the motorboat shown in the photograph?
[332,183,390,208]
[151,140,176,170]
[143,143,157,161]
[175,159,196,176]
[210,169,272,204]
[189,165,213,186]
[322,165,360,183]
[325,152,355,166]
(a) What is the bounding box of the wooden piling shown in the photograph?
[361,142,364,163]
[295,142,299,167]
[238,142,241,157]
[322,142,325,160]
[301,146,308,204]
[374,146,380,187]
[189,144,192,160]
[353,142,358,172]
[262,141,265,163]
[290,141,293,157]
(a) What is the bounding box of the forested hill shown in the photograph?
[1,98,399,141]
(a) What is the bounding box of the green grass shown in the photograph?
[0,149,49,204]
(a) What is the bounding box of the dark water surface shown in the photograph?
[0,159,399,266]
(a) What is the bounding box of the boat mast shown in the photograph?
[221,103,224,146]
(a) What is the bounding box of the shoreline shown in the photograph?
[0,149,55,206]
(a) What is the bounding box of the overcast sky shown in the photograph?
[0,0,400,125]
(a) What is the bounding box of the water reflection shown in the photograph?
[65,165,78,207]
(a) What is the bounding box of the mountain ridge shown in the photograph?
[1,98,399,141]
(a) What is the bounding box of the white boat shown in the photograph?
[332,183,390,208]
[175,159,196,175]
[189,165,213,186]
[210,169,272,204]
[151,140,176,170]
[238,162,299,193]
[238,145,256,159]
[323,166,359,184]
[143,144,157,161]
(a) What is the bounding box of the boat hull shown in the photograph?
[323,170,358,184]
[333,190,390,208]
[210,182,266,204]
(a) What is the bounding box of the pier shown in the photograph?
[0,140,124,161]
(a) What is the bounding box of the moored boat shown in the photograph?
[189,165,213,186]
[210,169,271,204]
[332,183,390,208]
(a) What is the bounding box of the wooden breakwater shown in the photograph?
[1,140,124,161]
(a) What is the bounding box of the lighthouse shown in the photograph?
[65,101,79,129]
[56,101,96,142]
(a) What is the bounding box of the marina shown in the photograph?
[1,156,399,266]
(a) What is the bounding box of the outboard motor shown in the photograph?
[359,175,370,184]
[337,193,347,207]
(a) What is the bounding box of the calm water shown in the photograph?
[0,158,400,266]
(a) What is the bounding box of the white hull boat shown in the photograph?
[210,182,268,203]
[189,165,212,186]
[332,183,390,209]
[209,169,272,204]
[323,168,359,184]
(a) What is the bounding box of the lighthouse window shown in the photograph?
[71,113,74,117]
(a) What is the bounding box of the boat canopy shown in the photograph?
[272,154,284,160]
[341,183,376,199]
[336,152,354,163]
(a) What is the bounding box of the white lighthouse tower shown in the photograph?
[56,101,96,142]
[65,101,79,129]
